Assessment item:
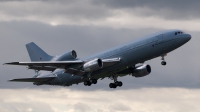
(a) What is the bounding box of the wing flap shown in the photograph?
[28,66,57,71]
[9,77,55,82]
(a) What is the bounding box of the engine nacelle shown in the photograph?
[56,50,77,61]
[83,58,103,72]
[132,64,151,77]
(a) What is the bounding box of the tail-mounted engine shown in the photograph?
[83,58,103,72]
[56,50,77,61]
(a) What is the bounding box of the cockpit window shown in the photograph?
[175,31,183,35]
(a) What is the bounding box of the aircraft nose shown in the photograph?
[185,34,191,41]
[181,34,191,43]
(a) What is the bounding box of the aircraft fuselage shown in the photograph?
[38,30,191,86]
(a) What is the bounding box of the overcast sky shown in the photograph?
[0,0,200,112]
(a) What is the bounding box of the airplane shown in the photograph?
[4,29,191,89]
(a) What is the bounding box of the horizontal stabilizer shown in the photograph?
[9,77,55,82]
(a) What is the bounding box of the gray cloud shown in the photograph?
[92,0,200,20]
[5,0,196,20]
[0,101,54,112]
[74,102,91,112]
[109,103,131,111]
[0,0,199,31]
[0,0,111,21]
[1,88,200,112]
[0,0,199,22]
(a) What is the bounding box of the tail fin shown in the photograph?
[26,42,53,61]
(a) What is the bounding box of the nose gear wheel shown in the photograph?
[161,54,167,66]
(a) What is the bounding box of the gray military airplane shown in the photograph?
[5,30,191,88]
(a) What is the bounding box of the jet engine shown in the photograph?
[57,50,77,61]
[132,64,151,77]
[83,58,103,72]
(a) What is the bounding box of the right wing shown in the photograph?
[5,58,121,76]
[5,60,84,68]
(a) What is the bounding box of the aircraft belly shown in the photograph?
[60,73,83,85]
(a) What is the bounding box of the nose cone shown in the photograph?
[183,34,191,42]
[176,34,191,47]
[178,34,191,45]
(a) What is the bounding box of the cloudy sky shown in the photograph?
[0,0,200,112]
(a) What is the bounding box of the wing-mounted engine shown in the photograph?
[132,64,151,77]
[117,64,151,77]
[83,58,103,72]
[56,50,77,61]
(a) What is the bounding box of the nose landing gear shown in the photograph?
[161,54,167,66]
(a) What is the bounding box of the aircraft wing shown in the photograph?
[5,60,84,68]
[27,66,85,76]
[5,58,120,75]
[9,77,56,82]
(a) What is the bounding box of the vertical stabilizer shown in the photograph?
[26,42,53,61]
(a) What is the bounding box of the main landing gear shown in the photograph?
[84,79,97,86]
[109,81,123,89]
[161,54,167,66]
[109,75,123,89]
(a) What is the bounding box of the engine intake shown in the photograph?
[83,58,103,72]
[132,64,151,77]
[56,50,77,61]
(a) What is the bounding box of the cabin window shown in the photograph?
[175,32,177,35]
